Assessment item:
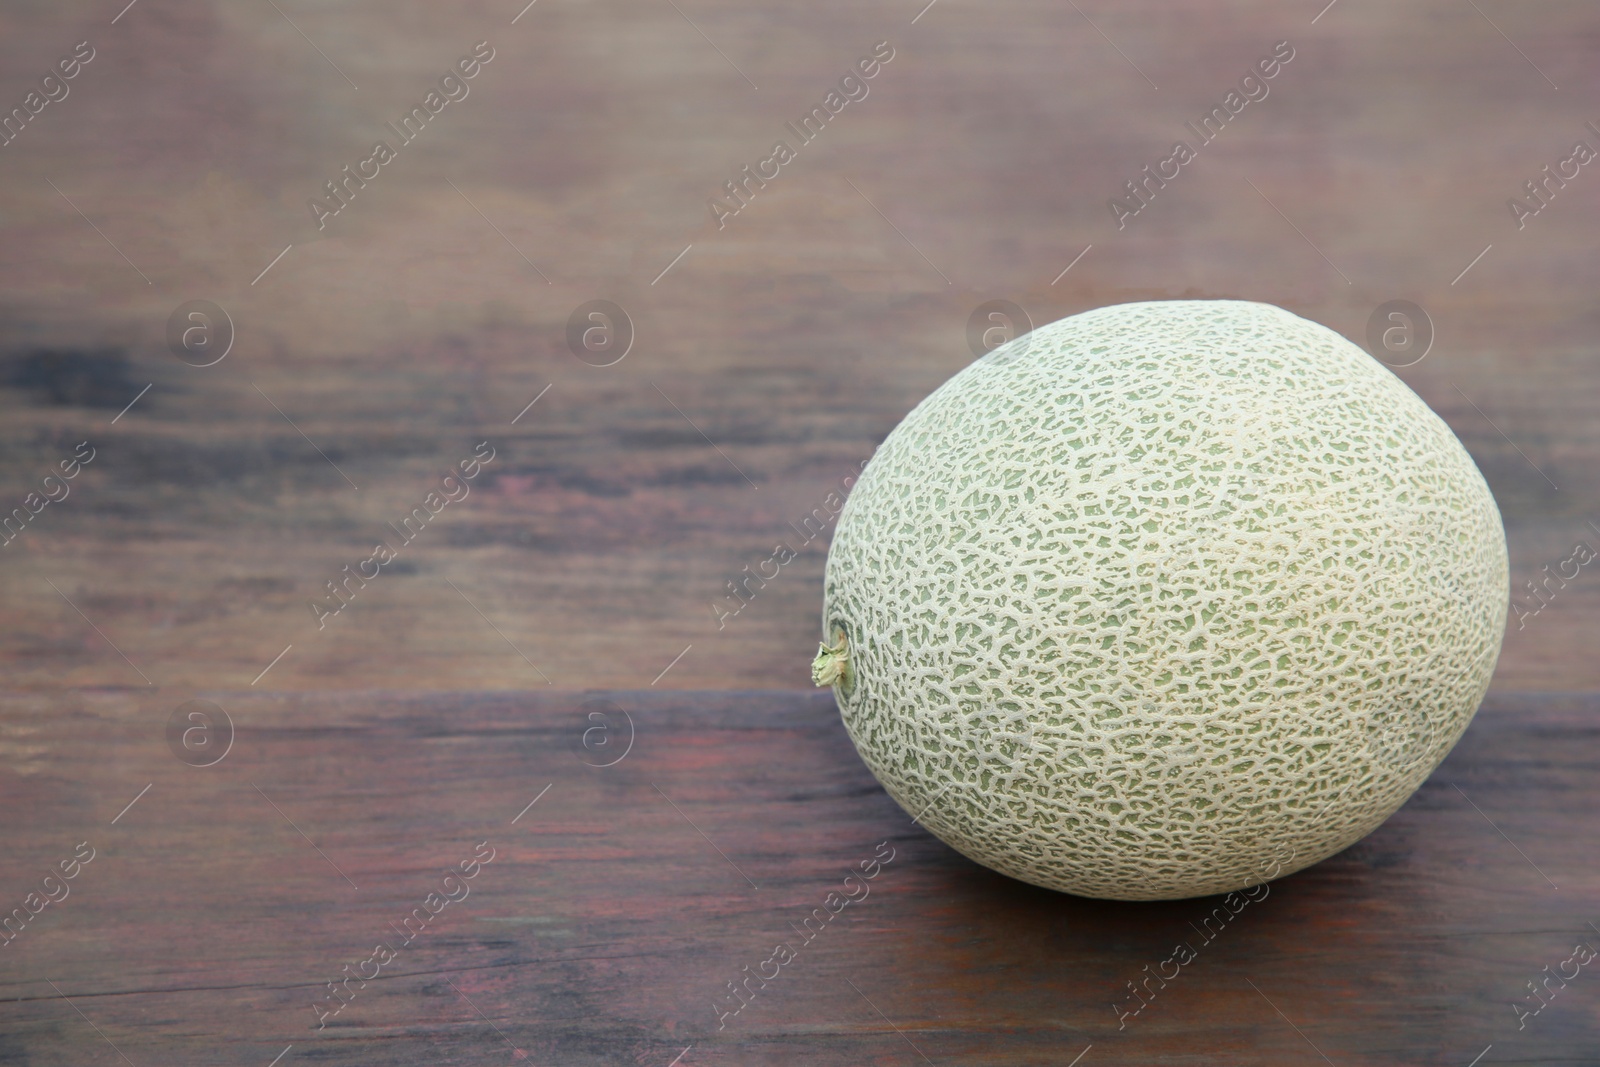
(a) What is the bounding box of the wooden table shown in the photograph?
[2,688,1596,1066]
[2,0,1599,1061]
[0,0,1596,696]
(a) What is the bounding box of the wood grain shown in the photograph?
[0,0,1596,694]
[1,687,1596,1066]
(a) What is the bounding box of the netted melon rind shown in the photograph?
[822,299,1508,901]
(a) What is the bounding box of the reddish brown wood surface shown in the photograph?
[1,687,1597,1066]
[0,0,1597,694]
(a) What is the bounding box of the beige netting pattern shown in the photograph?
[822,300,1508,900]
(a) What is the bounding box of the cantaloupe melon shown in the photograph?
[815,299,1508,900]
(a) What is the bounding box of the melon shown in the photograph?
[815,299,1508,900]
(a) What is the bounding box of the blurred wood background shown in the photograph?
[1,0,1598,1063]
[0,0,1594,694]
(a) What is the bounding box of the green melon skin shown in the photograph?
[820,299,1508,901]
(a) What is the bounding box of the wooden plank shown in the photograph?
[1,687,1596,1064]
[0,1,1596,694]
